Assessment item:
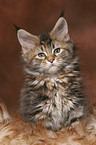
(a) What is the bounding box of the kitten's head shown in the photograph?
[17,16,74,75]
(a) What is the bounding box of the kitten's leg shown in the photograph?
[65,105,85,127]
[42,118,63,131]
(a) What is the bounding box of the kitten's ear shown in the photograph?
[17,29,39,54]
[50,17,70,42]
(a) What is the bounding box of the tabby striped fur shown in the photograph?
[17,15,87,130]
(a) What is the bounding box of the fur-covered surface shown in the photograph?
[0,102,96,145]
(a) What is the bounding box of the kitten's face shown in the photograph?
[17,17,73,75]
[29,40,72,74]
[37,43,62,74]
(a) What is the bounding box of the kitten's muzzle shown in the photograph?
[47,56,55,63]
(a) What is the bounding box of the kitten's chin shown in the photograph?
[46,66,59,74]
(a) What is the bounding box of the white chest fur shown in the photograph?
[39,76,75,129]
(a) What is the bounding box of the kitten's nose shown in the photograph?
[47,56,55,63]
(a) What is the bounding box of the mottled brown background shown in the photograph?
[0,0,96,111]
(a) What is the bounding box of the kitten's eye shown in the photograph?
[38,53,46,58]
[54,48,60,54]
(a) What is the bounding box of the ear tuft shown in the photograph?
[59,10,64,18]
[13,24,21,31]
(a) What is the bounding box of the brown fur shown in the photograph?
[0,102,96,144]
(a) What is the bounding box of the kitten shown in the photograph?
[17,15,87,131]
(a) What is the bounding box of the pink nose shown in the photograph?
[48,57,54,63]
[49,59,54,63]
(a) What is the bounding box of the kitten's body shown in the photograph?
[17,16,87,130]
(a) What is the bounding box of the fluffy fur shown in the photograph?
[0,102,96,145]
[17,15,87,130]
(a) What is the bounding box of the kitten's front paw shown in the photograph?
[43,119,63,131]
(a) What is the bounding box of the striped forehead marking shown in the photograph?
[40,43,56,55]
[39,32,59,53]
[40,32,52,46]
[40,46,44,51]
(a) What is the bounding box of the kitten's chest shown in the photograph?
[43,76,70,112]
[44,75,69,96]
[42,75,73,123]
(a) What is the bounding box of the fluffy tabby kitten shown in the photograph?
[17,14,87,131]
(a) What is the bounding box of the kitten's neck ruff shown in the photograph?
[24,56,81,97]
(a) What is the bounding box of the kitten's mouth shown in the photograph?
[47,65,59,73]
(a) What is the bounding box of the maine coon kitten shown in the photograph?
[17,15,87,131]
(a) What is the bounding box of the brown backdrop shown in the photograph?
[0,0,96,111]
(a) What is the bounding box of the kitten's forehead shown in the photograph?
[39,32,61,51]
[40,32,52,46]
